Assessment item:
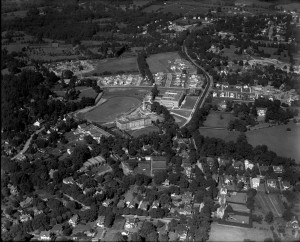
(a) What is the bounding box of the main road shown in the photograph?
[180,40,213,128]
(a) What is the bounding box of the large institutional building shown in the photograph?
[156,90,185,108]
[116,116,152,130]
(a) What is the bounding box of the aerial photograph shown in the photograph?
[1,0,300,241]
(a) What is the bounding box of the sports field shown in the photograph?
[146,52,181,73]
[203,111,235,128]
[209,222,272,242]
[88,57,139,75]
[181,96,198,109]
[84,96,141,123]
[255,192,284,217]
[171,109,192,119]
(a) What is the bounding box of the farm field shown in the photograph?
[129,125,160,138]
[208,222,272,242]
[203,111,235,128]
[86,57,139,75]
[255,192,284,217]
[181,96,198,109]
[84,96,141,123]
[146,52,182,73]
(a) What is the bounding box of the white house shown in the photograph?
[251,178,260,190]
[40,231,51,241]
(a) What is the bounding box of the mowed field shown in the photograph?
[146,52,181,73]
[199,122,300,162]
[181,96,198,109]
[84,96,141,123]
[203,111,235,128]
[208,222,272,242]
[87,57,139,75]
[255,192,284,217]
[171,109,192,119]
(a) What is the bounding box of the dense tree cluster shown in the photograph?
[137,52,154,83]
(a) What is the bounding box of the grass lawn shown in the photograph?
[221,45,247,61]
[143,4,163,12]
[208,222,272,242]
[171,109,192,118]
[111,218,126,230]
[129,125,160,137]
[181,96,198,109]
[199,122,300,162]
[77,87,98,99]
[255,192,284,217]
[84,96,141,123]
[246,122,300,162]
[87,57,139,75]
[146,52,181,73]
[203,111,235,128]
[103,87,150,99]
[172,114,187,126]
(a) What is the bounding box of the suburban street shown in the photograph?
[180,41,214,128]
[11,127,45,160]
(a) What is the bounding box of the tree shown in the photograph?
[114,232,127,242]
[104,212,115,228]
[140,221,156,239]
[151,84,159,99]
[265,211,274,224]
[282,209,294,222]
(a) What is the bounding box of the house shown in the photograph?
[63,177,75,185]
[233,160,244,170]
[273,165,283,174]
[92,228,105,242]
[182,191,193,204]
[40,231,52,241]
[33,119,44,127]
[124,218,137,230]
[68,214,79,227]
[117,200,125,208]
[102,199,113,207]
[282,181,291,190]
[251,178,260,190]
[178,205,192,216]
[20,214,32,223]
[288,216,299,230]
[162,179,170,186]
[152,200,160,209]
[220,186,227,195]
[20,197,33,208]
[96,216,105,228]
[244,160,254,170]
[72,224,91,235]
[206,157,215,168]
[267,179,277,189]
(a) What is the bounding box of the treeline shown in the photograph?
[137,52,154,83]
[1,69,95,141]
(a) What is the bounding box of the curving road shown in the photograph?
[180,41,213,128]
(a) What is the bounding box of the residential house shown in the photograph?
[223,175,233,185]
[206,157,215,168]
[217,157,231,167]
[63,177,75,185]
[178,205,192,216]
[40,231,52,241]
[244,160,254,170]
[162,179,170,186]
[96,216,105,228]
[102,199,113,207]
[282,181,291,190]
[20,197,33,208]
[251,178,260,190]
[33,119,44,127]
[152,200,160,209]
[92,228,105,242]
[182,161,192,178]
[273,165,283,174]
[259,165,270,176]
[182,192,193,204]
[128,198,138,209]
[68,214,79,227]
[124,218,137,230]
[287,216,299,230]
[178,230,188,241]
[20,214,32,223]
[233,160,244,170]
[267,179,277,189]
[169,231,179,241]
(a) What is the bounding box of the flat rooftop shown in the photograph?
[161,90,184,101]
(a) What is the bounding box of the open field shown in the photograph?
[181,96,198,109]
[221,45,248,61]
[84,96,141,123]
[129,125,160,137]
[86,57,138,75]
[146,52,181,73]
[277,2,300,11]
[103,87,150,99]
[199,122,300,162]
[208,222,272,242]
[255,192,284,217]
[203,111,235,128]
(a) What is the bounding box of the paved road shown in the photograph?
[180,41,213,128]
[122,214,179,223]
[11,127,45,160]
